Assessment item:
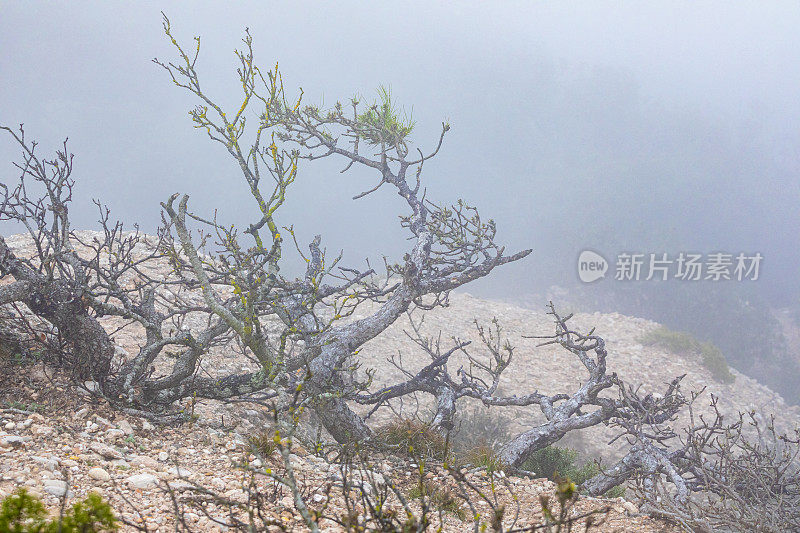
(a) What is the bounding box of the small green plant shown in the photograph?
[355,86,415,146]
[0,488,117,532]
[59,493,118,532]
[538,475,609,532]
[522,446,584,482]
[3,401,44,413]
[408,480,466,520]
[375,418,449,461]
[639,326,735,383]
[458,443,506,473]
[521,446,624,498]
[1,340,44,367]
[247,427,278,458]
[0,488,46,532]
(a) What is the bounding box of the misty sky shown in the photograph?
[2,2,799,304]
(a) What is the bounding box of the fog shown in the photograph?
[3,3,800,397]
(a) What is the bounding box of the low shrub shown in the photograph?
[639,326,735,383]
[408,480,467,519]
[457,443,506,473]
[246,427,278,458]
[375,418,449,461]
[521,445,625,499]
[0,488,117,532]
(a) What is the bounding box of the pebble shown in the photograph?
[106,429,125,439]
[31,425,54,436]
[118,420,134,436]
[126,473,158,489]
[129,455,159,468]
[88,467,111,482]
[90,442,123,460]
[167,466,193,478]
[0,435,26,448]
[43,479,68,497]
[94,416,112,429]
[30,456,59,471]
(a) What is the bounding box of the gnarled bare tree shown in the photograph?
[1,15,530,434]
[149,15,532,441]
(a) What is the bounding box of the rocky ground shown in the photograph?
[0,360,672,532]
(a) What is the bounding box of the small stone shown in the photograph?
[118,420,134,436]
[280,496,293,508]
[141,420,155,432]
[312,493,325,503]
[168,466,193,478]
[157,451,169,462]
[126,473,158,489]
[94,416,112,429]
[43,479,68,497]
[167,480,193,490]
[89,442,123,460]
[0,435,26,448]
[30,456,59,472]
[4,422,16,430]
[129,455,158,468]
[31,425,54,437]
[83,381,101,393]
[105,429,125,439]
[88,467,111,482]
[224,488,245,501]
